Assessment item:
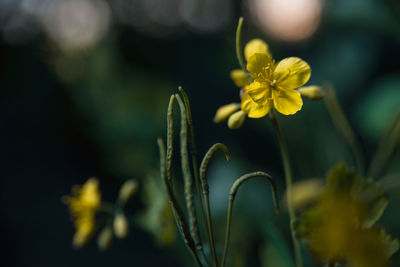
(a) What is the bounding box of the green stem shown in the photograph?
[205,194,218,266]
[221,171,279,267]
[157,138,202,267]
[235,17,248,77]
[323,84,365,176]
[175,94,202,250]
[200,143,231,267]
[191,249,204,267]
[178,87,210,265]
[222,199,233,267]
[269,110,303,267]
[368,111,400,179]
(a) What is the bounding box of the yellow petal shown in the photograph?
[247,53,273,81]
[274,57,311,89]
[227,110,246,129]
[213,103,241,123]
[244,38,270,61]
[230,69,249,87]
[273,89,303,115]
[246,81,270,104]
[241,91,272,118]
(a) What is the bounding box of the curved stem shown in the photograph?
[221,171,279,267]
[200,143,231,267]
[269,110,303,267]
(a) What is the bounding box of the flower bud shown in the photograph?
[285,179,323,211]
[97,226,113,251]
[230,69,249,88]
[244,39,269,61]
[298,85,324,100]
[113,214,129,239]
[227,110,246,129]
[118,179,138,204]
[214,103,240,123]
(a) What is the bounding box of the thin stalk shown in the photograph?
[323,84,365,176]
[222,199,233,267]
[368,111,400,179]
[175,94,202,252]
[157,138,202,267]
[178,87,210,264]
[204,194,217,266]
[200,143,231,267]
[221,171,279,267]
[235,17,246,74]
[269,110,303,267]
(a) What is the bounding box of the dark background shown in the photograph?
[1,0,400,266]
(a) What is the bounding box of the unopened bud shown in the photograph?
[285,179,324,211]
[244,39,269,61]
[227,110,246,129]
[214,103,240,123]
[230,69,249,88]
[118,179,138,204]
[298,85,324,100]
[113,214,129,239]
[97,226,113,251]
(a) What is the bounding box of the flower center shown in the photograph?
[270,79,277,87]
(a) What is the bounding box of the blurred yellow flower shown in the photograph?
[295,164,398,267]
[242,45,311,117]
[63,177,101,248]
[72,213,96,248]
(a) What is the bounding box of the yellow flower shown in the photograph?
[242,48,311,117]
[73,212,96,248]
[216,39,311,128]
[295,164,398,266]
[63,177,101,248]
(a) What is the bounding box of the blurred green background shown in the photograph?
[1,0,400,266]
